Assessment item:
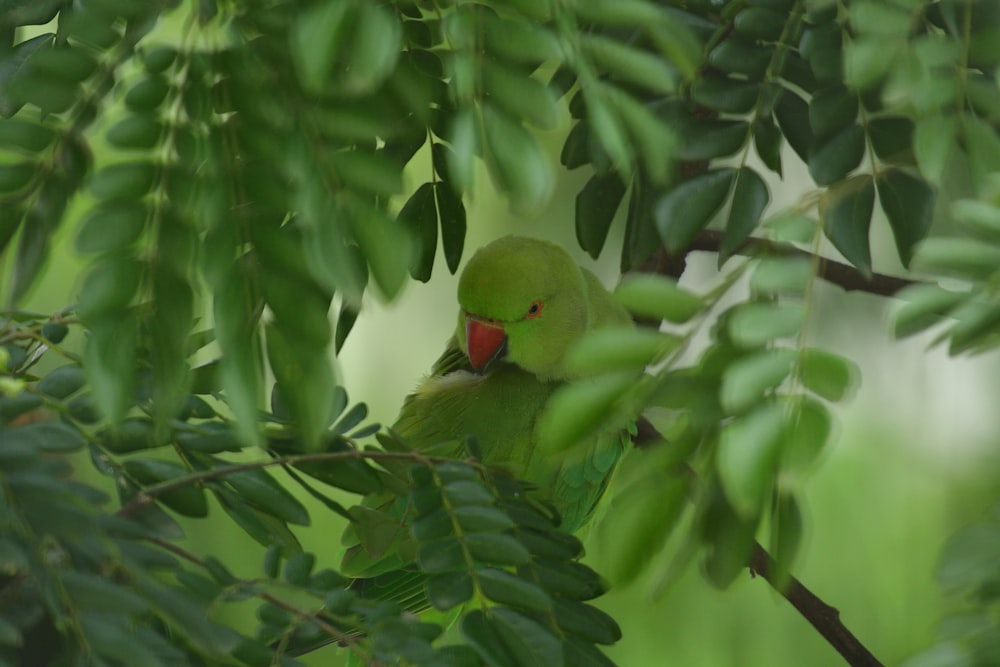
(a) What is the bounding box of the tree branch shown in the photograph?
[750,542,883,667]
[676,230,918,297]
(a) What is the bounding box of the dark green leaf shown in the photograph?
[123,458,208,518]
[0,119,55,152]
[76,201,148,253]
[225,468,310,526]
[134,577,242,655]
[37,365,86,399]
[551,597,622,645]
[708,39,771,79]
[690,77,759,114]
[478,569,552,611]
[60,571,148,613]
[809,85,858,139]
[427,572,472,610]
[398,182,437,282]
[655,168,736,253]
[734,6,785,40]
[494,608,563,667]
[678,120,748,161]
[417,538,466,574]
[462,610,518,667]
[722,167,769,259]
[774,90,812,163]
[868,116,915,164]
[101,417,157,453]
[754,118,782,176]
[876,168,935,267]
[90,161,157,200]
[283,552,315,585]
[938,522,1000,591]
[465,533,531,566]
[575,172,625,260]
[125,74,170,111]
[106,114,163,149]
[0,162,33,192]
[434,181,465,275]
[821,175,875,276]
[808,124,865,186]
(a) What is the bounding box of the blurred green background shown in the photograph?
[15,12,1000,663]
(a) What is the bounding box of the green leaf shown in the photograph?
[580,83,633,177]
[90,161,158,201]
[582,34,677,94]
[914,238,1000,280]
[482,105,553,211]
[454,505,516,533]
[550,597,621,644]
[417,538,466,574]
[134,577,241,656]
[722,167,770,259]
[538,373,634,453]
[720,348,797,414]
[123,458,209,518]
[690,76,760,114]
[914,114,956,184]
[427,571,473,610]
[774,90,813,163]
[566,326,679,376]
[224,468,310,526]
[717,402,785,517]
[76,201,148,253]
[435,181,466,274]
[482,15,562,64]
[614,274,704,323]
[465,534,531,566]
[754,118,783,176]
[728,302,805,347]
[596,473,688,585]
[106,114,163,149]
[749,256,813,295]
[125,74,170,111]
[493,608,564,667]
[85,316,138,425]
[769,492,803,589]
[798,348,859,401]
[332,150,403,198]
[101,417,157,453]
[677,120,748,161]
[962,115,1000,195]
[708,39,770,79]
[952,199,1000,242]
[809,85,858,139]
[0,162,33,193]
[478,569,552,611]
[289,0,352,95]
[462,610,518,667]
[876,169,935,267]
[283,552,315,585]
[781,396,832,481]
[77,253,141,320]
[341,2,402,95]
[938,522,1000,591]
[60,571,149,613]
[345,197,410,300]
[442,480,494,507]
[821,175,875,277]
[483,61,558,130]
[575,172,625,260]
[892,284,967,339]
[867,116,915,164]
[808,124,865,186]
[398,182,438,283]
[37,365,86,399]
[0,119,55,152]
[655,168,736,253]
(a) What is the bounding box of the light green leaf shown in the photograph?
[720,348,797,414]
[798,348,859,402]
[614,274,705,323]
[538,373,634,453]
[914,114,956,184]
[566,326,680,376]
[581,34,678,94]
[289,0,352,95]
[914,238,1000,280]
[717,402,785,517]
[750,256,813,295]
[892,284,967,339]
[781,396,832,482]
[482,105,553,211]
[728,302,805,347]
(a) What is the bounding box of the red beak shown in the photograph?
[465,317,505,370]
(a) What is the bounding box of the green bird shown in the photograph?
[340,235,632,583]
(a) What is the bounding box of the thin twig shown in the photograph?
[750,542,883,667]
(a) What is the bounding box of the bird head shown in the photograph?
[456,236,588,381]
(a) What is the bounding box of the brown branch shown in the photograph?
[687,230,917,297]
[632,422,882,665]
[750,542,883,667]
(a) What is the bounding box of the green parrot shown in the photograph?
[340,235,632,584]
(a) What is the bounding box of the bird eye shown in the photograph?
[526,301,543,319]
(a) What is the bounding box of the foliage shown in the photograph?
[0,0,998,665]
